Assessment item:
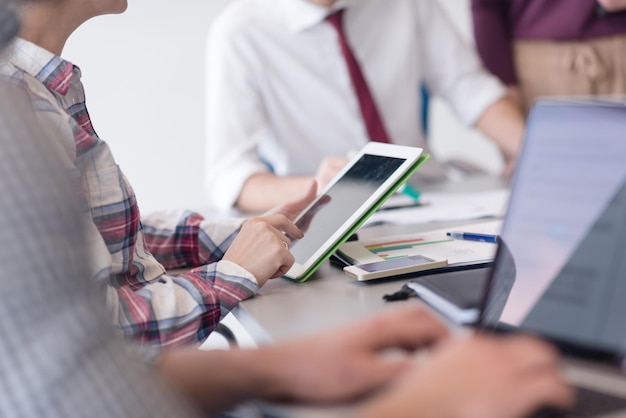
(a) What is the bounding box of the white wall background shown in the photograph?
[64,0,502,215]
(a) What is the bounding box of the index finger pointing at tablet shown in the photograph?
[258,213,303,239]
[282,143,426,282]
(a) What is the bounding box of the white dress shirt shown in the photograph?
[204,0,506,210]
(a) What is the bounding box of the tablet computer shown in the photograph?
[283,142,428,282]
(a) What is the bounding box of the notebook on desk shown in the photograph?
[337,220,501,275]
[476,99,626,417]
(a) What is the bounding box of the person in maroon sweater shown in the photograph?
[472,0,626,113]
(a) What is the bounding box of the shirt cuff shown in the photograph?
[217,259,259,286]
[453,74,508,127]
[206,160,270,212]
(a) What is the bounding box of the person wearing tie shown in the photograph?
[204,0,526,213]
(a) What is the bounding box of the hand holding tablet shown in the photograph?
[282,142,429,282]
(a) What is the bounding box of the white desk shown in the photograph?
[228,177,506,417]
[232,176,507,346]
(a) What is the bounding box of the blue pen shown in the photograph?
[446,231,499,244]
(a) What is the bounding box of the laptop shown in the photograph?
[477,99,626,417]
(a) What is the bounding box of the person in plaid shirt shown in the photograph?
[1,0,318,348]
[0,2,575,417]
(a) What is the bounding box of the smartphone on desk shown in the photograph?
[343,255,448,281]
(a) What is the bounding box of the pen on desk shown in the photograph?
[398,183,421,202]
[377,201,429,211]
[446,231,500,244]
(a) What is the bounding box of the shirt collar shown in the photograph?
[6,38,76,95]
[276,0,354,33]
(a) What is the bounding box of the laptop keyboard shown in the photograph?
[532,387,626,418]
[568,387,626,417]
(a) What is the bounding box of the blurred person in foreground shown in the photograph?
[0,72,573,418]
[0,4,573,417]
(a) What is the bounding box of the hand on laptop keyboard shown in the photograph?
[529,407,566,418]
[360,334,574,418]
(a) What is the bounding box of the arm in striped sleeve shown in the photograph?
[141,209,244,269]
[105,259,259,347]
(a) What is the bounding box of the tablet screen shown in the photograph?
[290,154,405,265]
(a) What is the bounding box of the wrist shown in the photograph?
[157,348,282,412]
[251,344,331,402]
[251,346,301,401]
[357,380,447,418]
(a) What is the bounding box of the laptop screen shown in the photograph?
[480,100,626,356]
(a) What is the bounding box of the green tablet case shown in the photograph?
[285,154,430,283]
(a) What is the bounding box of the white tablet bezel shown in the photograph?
[283,142,423,281]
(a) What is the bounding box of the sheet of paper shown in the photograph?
[367,189,510,226]
[339,220,502,266]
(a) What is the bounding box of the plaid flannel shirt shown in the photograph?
[1,38,259,348]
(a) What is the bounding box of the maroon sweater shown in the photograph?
[472,0,626,85]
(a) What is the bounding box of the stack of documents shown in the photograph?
[366,189,509,226]
[337,220,502,268]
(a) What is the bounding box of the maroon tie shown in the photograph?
[326,9,391,143]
